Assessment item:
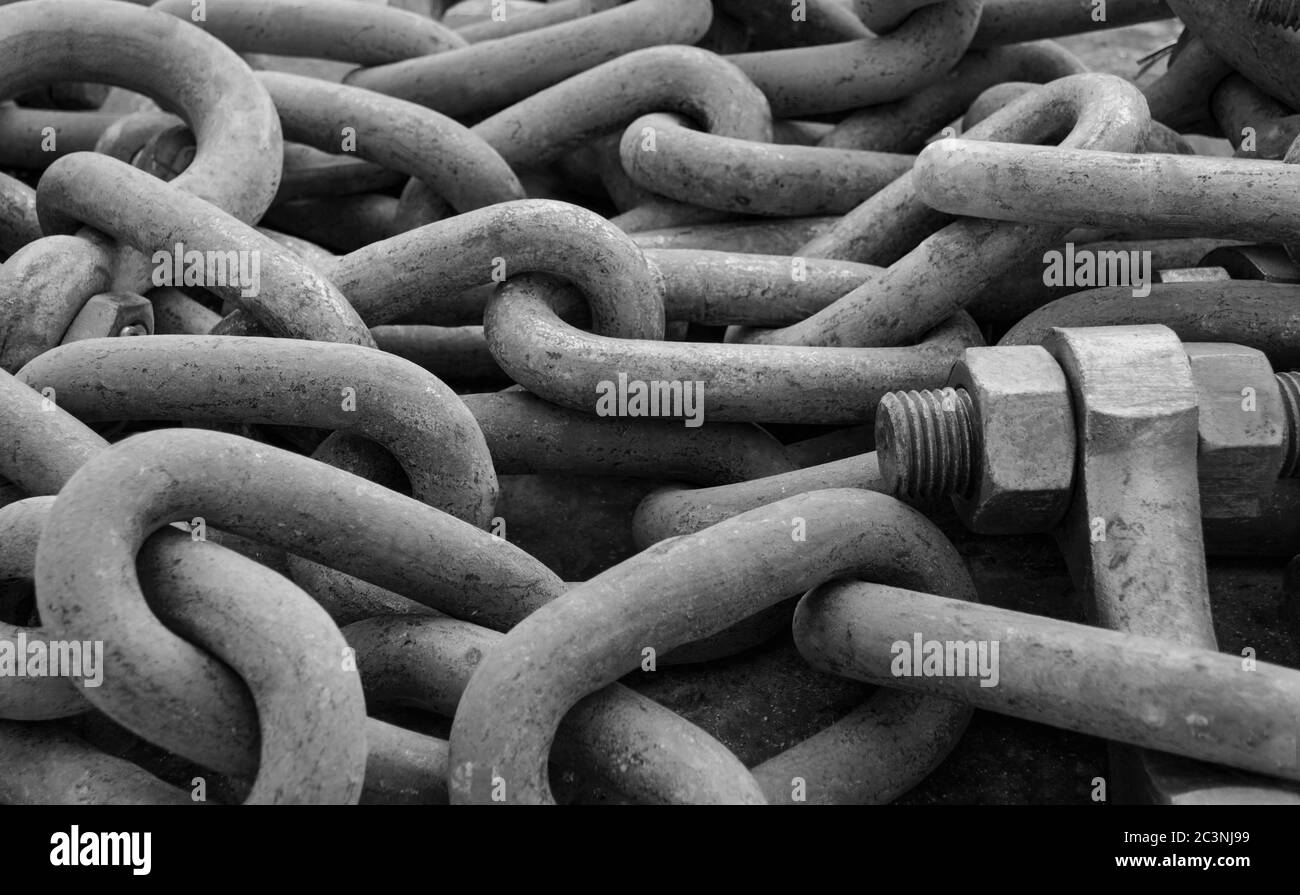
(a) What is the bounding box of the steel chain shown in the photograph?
[2,0,1298,810]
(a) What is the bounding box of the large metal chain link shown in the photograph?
[3,0,1300,813]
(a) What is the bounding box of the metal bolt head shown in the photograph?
[947,346,1076,535]
[1184,343,1286,518]
[61,292,154,344]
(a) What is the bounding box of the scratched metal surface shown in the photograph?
[621,18,1298,806]
[51,16,1298,806]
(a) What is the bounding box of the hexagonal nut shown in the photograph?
[947,346,1075,535]
[61,292,154,344]
[1184,343,1285,519]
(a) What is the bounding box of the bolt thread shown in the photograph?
[1277,372,1300,477]
[876,388,978,500]
[1250,0,1300,30]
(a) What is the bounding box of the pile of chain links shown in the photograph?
[2,0,1300,805]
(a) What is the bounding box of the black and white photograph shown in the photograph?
[0,0,1291,879]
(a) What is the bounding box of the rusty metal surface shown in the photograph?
[6,1,1300,811]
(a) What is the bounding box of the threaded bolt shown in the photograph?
[880,370,1300,502]
[1250,0,1300,30]
[118,323,149,337]
[876,387,979,500]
